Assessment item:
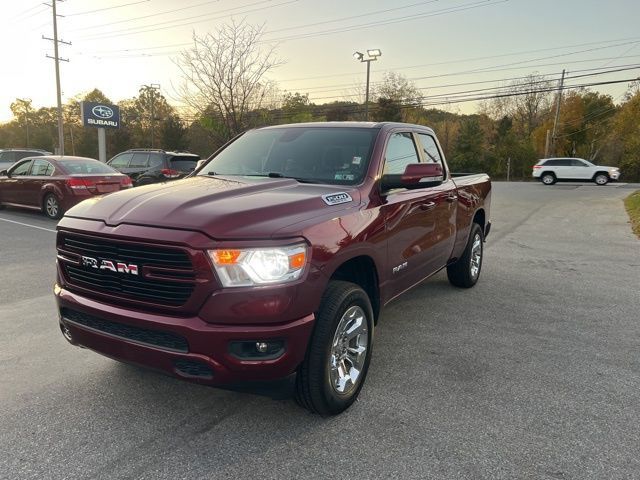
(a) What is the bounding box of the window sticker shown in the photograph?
[334,173,355,181]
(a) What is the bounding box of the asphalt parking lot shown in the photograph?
[1,182,639,480]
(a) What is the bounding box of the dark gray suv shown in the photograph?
[107,149,200,186]
[0,149,51,171]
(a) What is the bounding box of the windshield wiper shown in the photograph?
[242,172,320,184]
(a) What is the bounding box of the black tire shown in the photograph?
[594,173,609,186]
[43,193,63,220]
[295,280,374,415]
[447,223,484,288]
[541,172,556,185]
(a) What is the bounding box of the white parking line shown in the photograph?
[0,217,57,233]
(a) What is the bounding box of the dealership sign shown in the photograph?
[80,101,121,129]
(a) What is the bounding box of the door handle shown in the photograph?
[419,201,436,211]
[446,193,458,203]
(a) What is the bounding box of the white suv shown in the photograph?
[532,158,621,185]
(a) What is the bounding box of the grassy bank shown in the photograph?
[624,191,640,238]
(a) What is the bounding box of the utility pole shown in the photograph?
[544,129,551,158]
[141,84,160,147]
[44,0,70,156]
[551,69,566,156]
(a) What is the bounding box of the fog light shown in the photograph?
[229,340,285,360]
[60,323,73,342]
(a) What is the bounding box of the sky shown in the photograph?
[1,0,640,123]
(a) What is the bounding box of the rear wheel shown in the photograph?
[447,223,484,288]
[43,193,62,220]
[594,173,609,185]
[295,280,373,415]
[541,173,556,185]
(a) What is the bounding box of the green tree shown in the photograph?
[450,117,486,173]
[161,115,188,151]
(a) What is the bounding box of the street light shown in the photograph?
[353,49,381,121]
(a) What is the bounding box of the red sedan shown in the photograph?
[0,156,133,219]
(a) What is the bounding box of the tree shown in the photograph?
[600,90,640,181]
[373,72,422,122]
[281,92,313,123]
[450,117,486,173]
[161,115,188,151]
[175,19,281,142]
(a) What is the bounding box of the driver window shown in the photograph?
[384,132,420,174]
[11,160,33,176]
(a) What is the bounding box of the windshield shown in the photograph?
[59,159,119,175]
[198,127,379,185]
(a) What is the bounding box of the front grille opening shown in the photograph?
[61,308,189,353]
[174,359,214,379]
[58,233,196,307]
[65,265,194,306]
[61,235,192,268]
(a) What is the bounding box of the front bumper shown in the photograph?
[55,285,315,385]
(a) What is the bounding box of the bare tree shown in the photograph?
[482,73,553,135]
[174,20,282,140]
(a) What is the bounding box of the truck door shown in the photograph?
[380,131,457,298]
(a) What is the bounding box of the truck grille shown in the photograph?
[62,308,189,353]
[58,233,196,307]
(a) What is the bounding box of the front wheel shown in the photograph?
[447,223,484,288]
[594,173,609,185]
[295,280,374,415]
[43,193,63,220]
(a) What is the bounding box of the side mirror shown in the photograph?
[0,169,9,177]
[381,163,444,191]
[196,159,207,170]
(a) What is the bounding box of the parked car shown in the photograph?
[55,122,491,415]
[107,149,200,186]
[0,148,51,171]
[0,155,132,219]
[533,157,621,185]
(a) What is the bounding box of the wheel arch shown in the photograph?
[326,254,381,324]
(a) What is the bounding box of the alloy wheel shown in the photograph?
[328,305,369,396]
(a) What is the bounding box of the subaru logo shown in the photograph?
[92,105,114,119]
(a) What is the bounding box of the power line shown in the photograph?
[68,0,226,32]
[65,0,152,17]
[76,0,285,40]
[77,0,505,42]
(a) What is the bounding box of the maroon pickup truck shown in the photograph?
[54,122,491,415]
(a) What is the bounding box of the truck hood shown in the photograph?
[64,175,362,239]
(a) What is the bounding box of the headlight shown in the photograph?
[208,243,307,287]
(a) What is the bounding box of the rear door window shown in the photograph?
[31,159,55,176]
[170,155,199,172]
[109,153,133,169]
[148,153,164,168]
[416,133,443,164]
[384,132,420,174]
[129,153,149,168]
[571,159,588,166]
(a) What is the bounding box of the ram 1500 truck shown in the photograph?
[55,122,491,415]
